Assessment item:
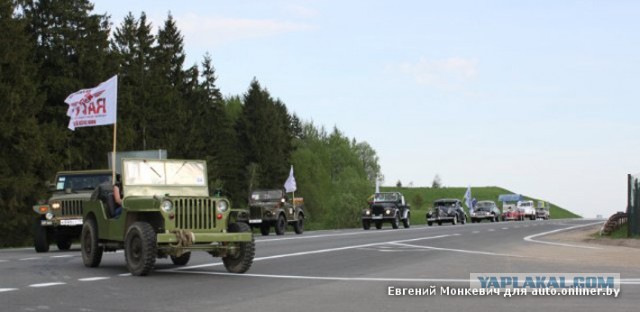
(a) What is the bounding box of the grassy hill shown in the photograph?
[380,186,581,225]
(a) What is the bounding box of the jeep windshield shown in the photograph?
[374,193,398,202]
[55,173,111,191]
[123,159,206,186]
[251,190,284,202]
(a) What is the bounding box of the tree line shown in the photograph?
[0,0,381,246]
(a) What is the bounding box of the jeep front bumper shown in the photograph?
[157,232,253,245]
[362,214,394,221]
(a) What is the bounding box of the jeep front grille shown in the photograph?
[173,198,216,230]
[371,205,385,215]
[249,206,262,219]
[60,200,83,216]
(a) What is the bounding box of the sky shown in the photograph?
[91,0,640,218]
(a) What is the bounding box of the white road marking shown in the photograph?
[0,260,7,263]
[487,229,495,232]
[523,221,604,249]
[0,288,18,293]
[501,227,509,230]
[161,234,456,272]
[78,277,110,282]
[29,282,66,288]
[51,255,74,258]
[255,226,431,243]
[118,273,132,277]
[472,231,480,234]
[390,242,530,258]
[19,257,41,261]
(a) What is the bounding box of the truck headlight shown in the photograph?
[161,200,173,213]
[217,200,229,213]
[50,201,61,210]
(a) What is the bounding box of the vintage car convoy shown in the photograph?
[361,192,411,230]
[244,189,305,236]
[80,158,254,276]
[427,199,467,226]
[470,200,501,223]
[32,170,112,252]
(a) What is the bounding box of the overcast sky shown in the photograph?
[92,0,640,218]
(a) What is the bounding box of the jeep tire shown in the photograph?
[56,234,72,251]
[124,222,157,276]
[452,215,458,225]
[427,221,433,226]
[402,213,410,228]
[275,214,286,236]
[375,220,383,230]
[362,219,371,230]
[293,214,304,234]
[33,218,49,253]
[170,252,191,266]
[260,224,270,236]
[223,222,255,274]
[81,218,103,267]
[392,214,400,229]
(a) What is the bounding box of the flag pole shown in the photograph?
[112,122,117,183]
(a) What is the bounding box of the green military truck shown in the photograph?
[80,158,255,276]
[245,189,305,236]
[32,170,112,252]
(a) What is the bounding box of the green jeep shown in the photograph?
[32,170,112,252]
[80,158,255,276]
[245,189,304,236]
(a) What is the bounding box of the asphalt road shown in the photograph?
[2,219,639,312]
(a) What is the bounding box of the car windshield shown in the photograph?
[251,190,284,202]
[519,202,532,207]
[374,193,398,202]
[55,173,111,191]
[123,159,206,186]
[435,201,456,208]
[475,202,494,210]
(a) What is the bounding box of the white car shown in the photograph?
[516,200,536,220]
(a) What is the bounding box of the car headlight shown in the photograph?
[365,210,371,215]
[161,200,173,213]
[50,201,61,210]
[385,209,391,215]
[45,212,54,220]
[217,200,229,213]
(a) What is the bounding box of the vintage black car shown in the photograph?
[426,199,467,226]
[361,192,410,230]
[470,200,501,223]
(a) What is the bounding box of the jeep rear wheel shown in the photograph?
[362,219,371,230]
[392,214,400,229]
[260,224,270,236]
[124,222,157,276]
[403,213,410,228]
[275,214,286,236]
[170,252,191,266]
[56,234,72,251]
[81,218,103,267]
[293,214,304,234]
[223,222,255,274]
[427,221,433,226]
[33,218,49,253]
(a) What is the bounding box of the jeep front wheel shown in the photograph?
[362,219,371,230]
[81,218,103,267]
[293,214,304,234]
[124,222,157,276]
[392,214,400,229]
[33,218,49,253]
[275,214,286,236]
[260,224,270,236]
[452,215,458,225]
[170,252,191,266]
[223,222,255,274]
[374,220,383,230]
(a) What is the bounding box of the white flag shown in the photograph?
[284,165,297,193]
[375,179,380,193]
[65,75,118,130]
[464,185,473,212]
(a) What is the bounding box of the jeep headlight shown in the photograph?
[385,209,391,215]
[217,200,229,213]
[160,200,173,213]
[365,210,371,216]
[50,201,61,210]
[45,212,54,220]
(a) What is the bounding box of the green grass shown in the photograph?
[381,185,581,226]
[605,224,640,239]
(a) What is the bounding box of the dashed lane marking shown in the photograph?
[0,288,18,293]
[487,229,495,232]
[51,255,74,258]
[78,277,110,282]
[19,257,41,261]
[29,282,66,288]
[501,227,509,230]
[390,242,530,258]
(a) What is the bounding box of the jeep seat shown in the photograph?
[92,183,116,218]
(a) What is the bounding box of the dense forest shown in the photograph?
[0,0,380,246]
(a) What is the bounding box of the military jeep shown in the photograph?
[245,189,305,236]
[361,192,411,230]
[80,158,254,276]
[32,170,112,252]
